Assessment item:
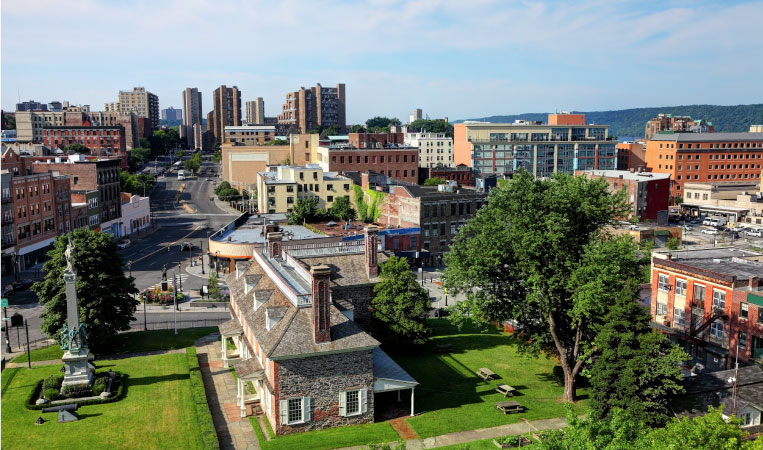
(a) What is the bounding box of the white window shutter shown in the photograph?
[338,391,347,417]
[303,397,311,422]
[361,389,368,414]
[279,399,288,425]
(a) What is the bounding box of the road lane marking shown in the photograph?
[126,225,201,266]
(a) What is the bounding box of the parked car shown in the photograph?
[690,218,701,224]
[683,225,693,231]
[747,229,763,237]
[701,228,719,235]
[117,239,131,249]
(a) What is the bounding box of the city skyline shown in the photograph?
[2,0,762,123]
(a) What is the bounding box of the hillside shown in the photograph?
[457,104,763,138]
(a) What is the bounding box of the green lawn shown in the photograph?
[256,421,399,450]
[1,353,206,450]
[390,320,587,439]
[13,327,218,363]
[433,438,538,449]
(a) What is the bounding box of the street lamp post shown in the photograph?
[200,238,205,275]
[215,251,220,277]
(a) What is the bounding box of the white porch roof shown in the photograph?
[372,347,418,393]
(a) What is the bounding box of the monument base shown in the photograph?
[61,348,94,387]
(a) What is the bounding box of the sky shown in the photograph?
[2,0,763,123]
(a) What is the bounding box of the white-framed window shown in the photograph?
[742,412,752,426]
[694,284,706,304]
[710,321,724,338]
[675,279,687,296]
[339,389,367,417]
[658,274,670,291]
[740,303,749,320]
[712,289,726,310]
[674,308,685,326]
[280,397,311,425]
[657,302,668,316]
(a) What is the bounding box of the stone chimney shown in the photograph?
[267,231,283,258]
[311,265,332,343]
[750,276,759,289]
[365,226,379,278]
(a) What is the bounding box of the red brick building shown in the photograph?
[577,169,671,220]
[651,249,763,370]
[324,147,419,184]
[349,132,403,149]
[427,164,474,186]
[43,125,128,168]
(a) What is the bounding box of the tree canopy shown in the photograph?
[409,119,453,137]
[119,170,155,196]
[184,152,201,174]
[129,147,151,165]
[328,196,357,221]
[444,170,637,401]
[288,197,322,225]
[32,229,139,353]
[64,143,90,154]
[423,177,447,186]
[372,256,431,344]
[364,116,402,132]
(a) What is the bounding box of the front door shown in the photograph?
[753,336,763,360]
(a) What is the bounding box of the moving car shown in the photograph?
[117,239,131,249]
[181,242,193,251]
[701,228,718,235]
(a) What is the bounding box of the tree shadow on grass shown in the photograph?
[127,373,189,387]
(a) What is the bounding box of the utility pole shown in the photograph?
[24,320,31,369]
[3,305,11,353]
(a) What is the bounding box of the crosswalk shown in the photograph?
[146,274,189,290]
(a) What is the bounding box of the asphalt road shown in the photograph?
[2,160,237,349]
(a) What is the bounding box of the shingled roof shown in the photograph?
[298,252,389,287]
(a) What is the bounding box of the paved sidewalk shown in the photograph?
[335,416,569,450]
[196,333,259,450]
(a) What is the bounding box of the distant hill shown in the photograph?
[456,104,763,138]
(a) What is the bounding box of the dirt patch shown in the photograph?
[389,417,419,440]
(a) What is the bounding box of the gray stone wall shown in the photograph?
[333,284,375,326]
[276,349,374,434]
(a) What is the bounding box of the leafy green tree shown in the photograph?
[539,406,648,450]
[589,281,686,426]
[645,407,752,449]
[288,197,321,225]
[32,229,139,353]
[372,256,431,344]
[175,150,186,161]
[212,150,222,163]
[364,116,401,132]
[666,237,680,250]
[139,137,151,149]
[349,124,366,133]
[329,196,357,221]
[64,143,90,154]
[208,272,223,301]
[184,152,201,174]
[444,170,636,401]
[120,170,155,196]
[409,119,454,137]
[264,139,288,146]
[423,177,447,186]
[217,187,240,201]
[130,147,151,165]
[214,181,231,195]
[3,113,16,130]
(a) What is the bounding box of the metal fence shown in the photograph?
[127,318,227,332]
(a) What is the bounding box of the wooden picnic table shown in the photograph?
[436,344,453,353]
[496,401,524,414]
[495,384,516,397]
[477,368,498,381]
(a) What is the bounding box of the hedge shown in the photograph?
[25,371,128,410]
[186,347,219,450]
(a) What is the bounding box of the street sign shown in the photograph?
[201,285,209,295]
[1,298,7,308]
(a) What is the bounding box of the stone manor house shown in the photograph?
[219,225,418,435]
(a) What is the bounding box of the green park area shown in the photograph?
[250,319,583,450]
[1,352,209,450]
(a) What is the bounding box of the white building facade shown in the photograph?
[404,132,454,169]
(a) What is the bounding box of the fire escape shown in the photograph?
[687,306,729,356]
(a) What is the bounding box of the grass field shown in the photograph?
[256,421,400,450]
[12,327,218,363]
[1,353,207,450]
[433,438,538,449]
[390,320,587,439]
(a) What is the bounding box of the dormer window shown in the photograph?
[265,306,287,331]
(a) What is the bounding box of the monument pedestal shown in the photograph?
[61,347,94,387]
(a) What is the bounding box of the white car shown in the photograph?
[683,225,693,231]
[117,239,131,249]
[747,229,763,237]
[701,229,718,235]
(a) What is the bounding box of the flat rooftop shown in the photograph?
[657,248,763,280]
[581,170,671,182]
[213,217,324,244]
[650,132,763,142]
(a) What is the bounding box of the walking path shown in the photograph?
[195,333,259,450]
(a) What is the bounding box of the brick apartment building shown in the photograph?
[424,164,474,186]
[278,83,346,134]
[209,85,242,142]
[349,132,403,149]
[369,174,487,265]
[651,248,763,370]
[644,114,714,140]
[43,125,128,168]
[577,169,670,221]
[220,227,417,433]
[317,144,419,184]
[616,141,647,171]
[645,132,763,199]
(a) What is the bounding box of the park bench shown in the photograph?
[496,401,524,414]
[436,343,453,353]
[495,384,516,397]
[477,367,498,381]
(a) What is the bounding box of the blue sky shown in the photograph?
[2,0,762,123]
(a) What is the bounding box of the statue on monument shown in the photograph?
[162,264,168,281]
[65,237,75,273]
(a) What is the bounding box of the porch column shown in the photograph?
[239,379,246,418]
[410,388,415,416]
[222,336,228,367]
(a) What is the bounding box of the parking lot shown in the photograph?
[668,217,763,247]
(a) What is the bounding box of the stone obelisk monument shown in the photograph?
[60,238,94,388]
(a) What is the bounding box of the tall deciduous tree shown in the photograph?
[589,280,686,426]
[444,170,635,401]
[288,197,321,225]
[329,196,357,221]
[64,143,90,154]
[32,229,139,353]
[372,256,431,344]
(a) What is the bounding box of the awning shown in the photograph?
[373,347,419,393]
[218,319,243,337]
[748,293,763,307]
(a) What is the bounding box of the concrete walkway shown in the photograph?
[196,333,259,450]
[335,416,569,450]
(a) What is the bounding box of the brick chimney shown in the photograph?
[311,265,331,343]
[750,276,759,289]
[365,226,379,278]
[266,231,283,258]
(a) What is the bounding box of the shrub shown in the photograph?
[186,347,219,449]
[61,382,93,398]
[26,371,127,410]
[43,388,60,402]
[92,375,108,396]
[42,374,64,390]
